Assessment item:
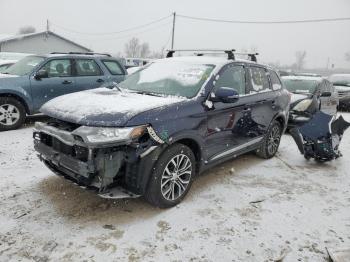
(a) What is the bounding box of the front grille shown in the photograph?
[40,133,88,162]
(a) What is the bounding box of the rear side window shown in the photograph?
[43,59,72,77]
[248,67,269,93]
[269,70,282,90]
[215,65,246,95]
[102,60,124,75]
[76,59,102,76]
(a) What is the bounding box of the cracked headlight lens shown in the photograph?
[292,99,312,112]
[73,125,147,144]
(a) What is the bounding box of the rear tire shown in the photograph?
[0,97,26,131]
[256,120,282,159]
[144,144,196,208]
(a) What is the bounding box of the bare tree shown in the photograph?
[149,47,165,59]
[18,26,36,35]
[124,38,141,57]
[295,51,307,70]
[140,43,150,58]
[345,52,350,62]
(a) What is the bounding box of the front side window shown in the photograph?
[4,56,44,76]
[248,67,269,93]
[118,61,215,98]
[76,59,102,76]
[269,70,282,90]
[102,60,124,75]
[215,65,246,95]
[42,59,72,77]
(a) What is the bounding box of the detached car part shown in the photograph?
[290,111,350,162]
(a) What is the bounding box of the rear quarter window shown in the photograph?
[102,60,124,75]
[248,66,270,93]
[269,70,282,90]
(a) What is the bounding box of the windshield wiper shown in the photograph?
[134,90,163,97]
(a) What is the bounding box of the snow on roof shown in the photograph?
[0,34,13,42]
[329,73,350,79]
[0,31,92,52]
[0,32,40,43]
[281,75,323,82]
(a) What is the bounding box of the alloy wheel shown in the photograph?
[0,104,20,126]
[267,125,281,155]
[161,154,192,201]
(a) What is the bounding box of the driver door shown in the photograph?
[30,58,75,112]
[205,64,256,161]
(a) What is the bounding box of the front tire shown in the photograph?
[145,144,196,208]
[256,120,282,159]
[0,97,26,131]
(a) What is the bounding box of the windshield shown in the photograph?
[118,61,215,98]
[328,74,350,86]
[282,79,319,94]
[4,56,44,76]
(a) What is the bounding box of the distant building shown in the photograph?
[0,31,91,54]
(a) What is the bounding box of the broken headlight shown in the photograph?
[72,125,147,144]
[292,99,312,112]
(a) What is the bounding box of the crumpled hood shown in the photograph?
[40,88,186,127]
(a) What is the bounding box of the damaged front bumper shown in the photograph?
[33,122,165,198]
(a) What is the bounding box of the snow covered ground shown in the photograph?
[0,114,350,262]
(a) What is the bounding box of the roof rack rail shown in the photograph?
[50,52,111,57]
[166,49,236,60]
[234,52,259,62]
[166,49,259,62]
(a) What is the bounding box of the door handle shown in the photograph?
[96,79,104,83]
[62,80,72,84]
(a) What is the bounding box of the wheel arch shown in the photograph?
[0,93,30,114]
[273,113,287,131]
[171,137,203,174]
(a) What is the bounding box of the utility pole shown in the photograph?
[326,57,330,70]
[171,12,176,49]
[46,19,50,32]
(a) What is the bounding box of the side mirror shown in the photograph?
[34,69,48,80]
[211,87,239,103]
[320,91,332,97]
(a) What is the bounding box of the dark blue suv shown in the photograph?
[0,52,126,131]
[33,50,290,208]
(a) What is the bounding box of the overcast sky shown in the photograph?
[0,0,349,68]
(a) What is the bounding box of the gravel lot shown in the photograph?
[0,114,349,262]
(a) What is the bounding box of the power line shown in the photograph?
[54,21,172,42]
[177,14,350,24]
[50,14,172,35]
[95,22,172,40]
